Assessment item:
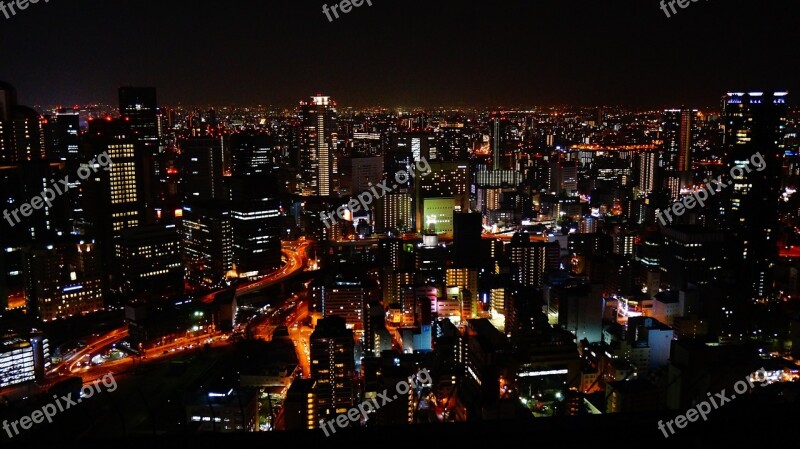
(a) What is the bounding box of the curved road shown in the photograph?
[48,239,311,381]
[201,239,310,303]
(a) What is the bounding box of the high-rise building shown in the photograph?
[508,232,560,288]
[553,282,604,342]
[181,202,233,287]
[341,156,383,195]
[663,108,697,190]
[316,278,365,331]
[180,136,228,202]
[549,159,578,196]
[392,132,437,163]
[119,87,159,153]
[82,118,148,272]
[309,316,356,422]
[637,150,659,196]
[661,225,724,289]
[227,177,283,278]
[23,240,104,321]
[446,268,478,305]
[491,116,502,169]
[0,82,44,164]
[43,108,80,161]
[118,224,184,301]
[416,234,447,286]
[720,91,787,302]
[377,190,412,234]
[230,132,274,177]
[0,332,50,387]
[299,96,337,196]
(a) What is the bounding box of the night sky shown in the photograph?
[1,0,798,109]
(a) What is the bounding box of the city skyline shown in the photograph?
[1,0,799,446]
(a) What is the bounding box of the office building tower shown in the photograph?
[229,197,282,277]
[0,332,50,387]
[638,150,659,196]
[82,118,149,272]
[299,95,338,196]
[382,269,414,305]
[464,318,511,404]
[0,82,44,164]
[446,268,478,306]
[226,176,282,278]
[416,234,447,286]
[341,156,383,195]
[181,202,233,287]
[553,282,604,342]
[230,132,274,177]
[612,230,636,257]
[119,87,159,153]
[23,240,104,321]
[309,316,356,420]
[1,160,71,241]
[663,108,697,189]
[118,224,184,301]
[721,91,787,302]
[549,159,578,196]
[437,122,469,161]
[317,278,365,331]
[392,132,437,163]
[661,226,724,289]
[492,116,502,169]
[377,190,412,234]
[43,108,80,161]
[180,136,228,202]
[508,232,560,288]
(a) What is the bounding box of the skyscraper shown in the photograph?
[637,150,660,196]
[309,316,356,423]
[508,232,560,288]
[492,116,502,169]
[721,91,787,302]
[0,82,44,164]
[181,202,233,288]
[119,87,159,153]
[663,108,697,191]
[43,108,80,161]
[299,95,338,196]
[23,239,104,321]
[82,118,148,272]
[180,136,228,202]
